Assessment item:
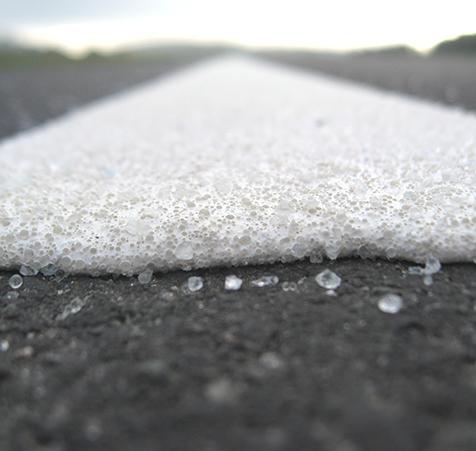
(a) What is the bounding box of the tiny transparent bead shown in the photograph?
[40,264,58,276]
[225,275,242,291]
[56,297,86,321]
[187,276,203,292]
[378,294,403,314]
[251,275,279,288]
[0,339,10,352]
[8,274,23,290]
[315,269,341,289]
[281,281,297,292]
[20,265,39,276]
[138,269,153,285]
[424,256,441,275]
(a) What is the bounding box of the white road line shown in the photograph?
[1,57,475,274]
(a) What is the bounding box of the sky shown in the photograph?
[1,0,475,54]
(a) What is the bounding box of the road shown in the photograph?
[260,51,476,111]
[1,53,476,451]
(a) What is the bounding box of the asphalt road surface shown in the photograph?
[1,54,476,451]
[260,52,476,111]
[0,54,210,139]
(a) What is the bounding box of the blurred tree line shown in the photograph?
[0,32,474,69]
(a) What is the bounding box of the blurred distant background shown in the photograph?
[0,0,475,138]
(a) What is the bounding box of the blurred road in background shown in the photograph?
[260,52,476,111]
[0,49,217,139]
[2,51,476,142]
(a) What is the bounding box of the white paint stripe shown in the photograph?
[1,57,475,274]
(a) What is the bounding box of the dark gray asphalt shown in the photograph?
[259,52,476,111]
[0,56,208,139]
[1,54,476,451]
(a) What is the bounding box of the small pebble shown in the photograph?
[315,269,341,289]
[424,255,441,275]
[56,297,86,321]
[187,276,203,292]
[15,346,34,358]
[138,269,153,285]
[225,275,242,291]
[8,274,23,290]
[378,294,403,314]
[251,275,279,287]
[0,340,10,352]
[40,264,58,276]
[309,253,324,264]
[53,269,67,282]
[409,255,441,279]
[19,265,38,276]
[159,289,176,301]
[281,281,297,292]
[408,266,423,275]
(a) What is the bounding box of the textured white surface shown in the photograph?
[1,57,475,275]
